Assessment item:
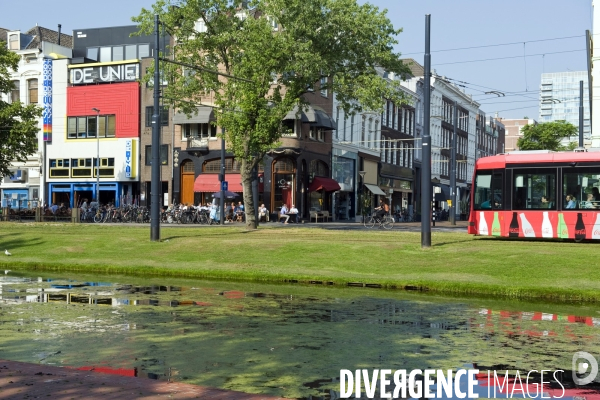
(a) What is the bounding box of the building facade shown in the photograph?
[539,71,590,147]
[0,26,72,208]
[498,118,537,153]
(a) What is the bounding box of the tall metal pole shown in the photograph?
[579,80,584,148]
[150,14,161,241]
[421,14,432,248]
[449,101,457,225]
[220,128,225,224]
[92,108,100,204]
[586,30,592,131]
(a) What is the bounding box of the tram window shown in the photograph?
[563,168,600,210]
[512,170,556,210]
[473,172,503,210]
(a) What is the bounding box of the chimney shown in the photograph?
[57,24,61,45]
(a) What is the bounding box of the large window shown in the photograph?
[512,169,556,210]
[145,145,169,166]
[563,168,600,210]
[67,115,116,139]
[473,171,504,210]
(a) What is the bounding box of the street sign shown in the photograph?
[222,181,228,191]
[447,200,452,206]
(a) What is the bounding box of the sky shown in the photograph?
[0,0,593,120]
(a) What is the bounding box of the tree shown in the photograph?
[134,0,410,229]
[516,120,578,151]
[0,42,41,179]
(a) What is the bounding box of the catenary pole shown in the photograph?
[421,14,432,248]
[220,128,225,224]
[150,14,161,241]
[450,101,457,225]
[579,80,584,148]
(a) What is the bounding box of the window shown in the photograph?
[281,119,297,137]
[71,158,93,177]
[113,46,123,61]
[125,45,137,60]
[145,145,169,166]
[99,47,111,62]
[9,34,18,50]
[138,44,150,59]
[86,47,98,61]
[204,158,242,173]
[49,159,70,178]
[94,158,115,177]
[512,169,556,210]
[145,106,169,127]
[474,171,504,210]
[320,76,327,97]
[27,79,38,104]
[67,115,116,139]
[10,81,19,103]
[563,168,600,210]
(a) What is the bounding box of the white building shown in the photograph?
[332,69,418,221]
[401,59,480,213]
[0,26,72,208]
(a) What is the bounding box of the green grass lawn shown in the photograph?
[1,222,598,302]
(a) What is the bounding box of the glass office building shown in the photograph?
[539,71,590,143]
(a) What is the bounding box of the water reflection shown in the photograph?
[0,272,599,399]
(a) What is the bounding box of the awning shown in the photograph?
[434,185,449,202]
[283,105,336,129]
[308,177,341,192]
[310,105,336,130]
[193,174,243,192]
[364,184,386,196]
[174,107,215,124]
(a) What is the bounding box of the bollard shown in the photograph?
[35,207,41,222]
[71,208,80,223]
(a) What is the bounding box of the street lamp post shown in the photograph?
[92,108,100,204]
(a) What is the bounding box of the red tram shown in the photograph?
[468,151,600,240]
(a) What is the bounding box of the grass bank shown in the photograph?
[1,222,598,302]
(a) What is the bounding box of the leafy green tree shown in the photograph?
[134,0,410,229]
[0,42,41,179]
[516,120,578,151]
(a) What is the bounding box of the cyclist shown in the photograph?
[373,199,389,222]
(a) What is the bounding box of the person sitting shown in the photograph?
[258,204,269,222]
[540,196,551,208]
[592,187,600,201]
[288,204,299,223]
[279,204,290,224]
[373,199,389,222]
[235,202,245,222]
[226,202,235,222]
[585,193,599,209]
[565,194,576,209]
[50,203,59,214]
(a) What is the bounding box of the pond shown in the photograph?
[0,271,599,399]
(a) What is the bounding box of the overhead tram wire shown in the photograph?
[432,49,586,66]
[401,34,585,56]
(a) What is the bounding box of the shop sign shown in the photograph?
[125,139,137,178]
[70,63,139,84]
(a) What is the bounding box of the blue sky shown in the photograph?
[0,0,593,119]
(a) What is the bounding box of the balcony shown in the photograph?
[186,137,209,151]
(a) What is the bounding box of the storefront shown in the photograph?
[332,148,357,220]
[378,163,414,216]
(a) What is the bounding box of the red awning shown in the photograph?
[193,174,244,192]
[308,177,341,192]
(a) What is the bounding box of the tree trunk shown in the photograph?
[240,159,257,230]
